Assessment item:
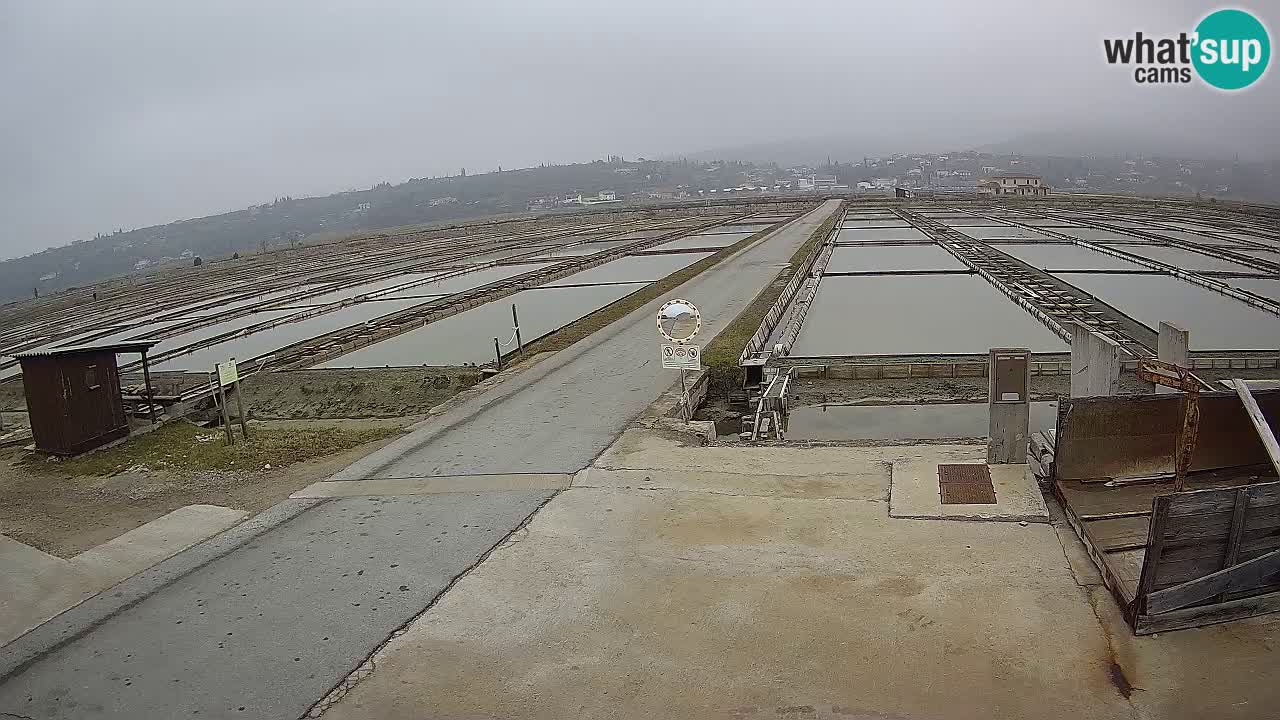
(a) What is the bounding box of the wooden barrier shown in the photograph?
[1052,389,1280,633]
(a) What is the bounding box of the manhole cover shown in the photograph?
[938,463,997,505]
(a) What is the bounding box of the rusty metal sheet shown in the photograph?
[938,463,997,504]
[1054,390,1280,482]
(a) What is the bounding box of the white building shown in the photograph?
[578,190,620,205]
[977,174,1050,197]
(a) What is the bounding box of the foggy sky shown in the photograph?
[2,0,1277,260]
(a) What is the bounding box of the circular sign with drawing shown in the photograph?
[657,299,701,343]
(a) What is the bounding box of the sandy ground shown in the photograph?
[319,427,1280,720]
[0,417,411,557]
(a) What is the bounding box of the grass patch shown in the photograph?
[21,421,402,476]
[516,214,801,357]
[699,204,844,393]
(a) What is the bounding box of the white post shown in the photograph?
[1070,324,1120,398]
[1157,322,1190,395]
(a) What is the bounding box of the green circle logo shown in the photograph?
[1193,9,1271,90]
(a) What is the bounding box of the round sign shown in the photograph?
[657,298,701,343]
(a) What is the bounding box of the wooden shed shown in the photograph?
[13,340,159,456]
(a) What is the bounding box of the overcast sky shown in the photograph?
[2,0,1276,260]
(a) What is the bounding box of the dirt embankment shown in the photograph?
[237,367,483,419]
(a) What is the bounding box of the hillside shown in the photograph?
[0,160,709,303]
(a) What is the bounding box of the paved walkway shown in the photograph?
[0,200,841,720]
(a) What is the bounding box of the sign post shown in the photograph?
[657,299,703,422]
[214,359,249,444]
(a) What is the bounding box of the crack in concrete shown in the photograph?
[299,490,562,719]
[0,711,36,720]
[1084,587,1144,718]
[1047,515,1144,719]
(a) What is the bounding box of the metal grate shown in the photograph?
[938,463,997,504]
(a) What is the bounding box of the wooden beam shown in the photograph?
[1136,588,1280,635]
[1145,547,1280,615]
[1217,488,1250,603]
[1136,496,1172,610]
[1231,378,1280,479]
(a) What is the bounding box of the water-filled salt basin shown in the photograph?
[1054,227,1148,242]
[520,239,641,260]
[1120,245,1264,273]
[657,233,743,250]
[1055,272,1280,350]
[262,271,444,308]
[957,226,1053,241]
[787,401,1059,441]
[1234,248,1280,263]
[318,282,646,367]
[990,243,1144,271]
[841,220,911,229]
[838,227,927,242]
[790,275,1067,356]
[824,244,966,273]
[151,298,426,372]
[543,252,712,287]
[1232,278,1280,304]
[375,264,543,300]
[132,309,300,359]
[1145,229,1243,247]
[921,216,996,226]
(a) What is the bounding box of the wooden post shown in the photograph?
[493,337,502,370]
[140,348,158,424]
[1232,378,1280,478]
[217,380,233,446]
[232,384,249,440]
[512,304,523,354]
[1157,322,1190,395]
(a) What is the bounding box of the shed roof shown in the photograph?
[12,340,160,360]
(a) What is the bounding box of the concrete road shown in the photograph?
[320,428,1280,720]
[332,198,841,478]
[0,200,841,720]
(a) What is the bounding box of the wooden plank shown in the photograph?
[1057,480,1164,518]
[1108,548,1145,601]
[1220,489,1251,603]
[1156,503,1280,545]
[1056,473,1267,520]
[1232,378,1280,479]
[1166,480,1280,517]
[1154,535,1280,590]
[1146,547,1280,614]
[1136,496,1172,606]
[1082,515,1150,552]
[1054,481,1140,609]
[1136,588,1280,635]
[1223,489,1250,567]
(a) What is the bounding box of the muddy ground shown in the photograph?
[784,366,1280,407]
